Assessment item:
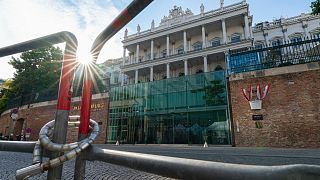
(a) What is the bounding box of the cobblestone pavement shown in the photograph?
[1,145,320,179]
[0,151,174,180]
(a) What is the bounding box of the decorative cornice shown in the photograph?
[253,13,320,32]
[123,1,248,43]
[160,6,193,26]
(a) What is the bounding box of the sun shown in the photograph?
[77,50,92,65]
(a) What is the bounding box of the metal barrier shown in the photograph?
[1,141,320,180]
[228,36,320,74]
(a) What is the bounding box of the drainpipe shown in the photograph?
[225,50,236,147]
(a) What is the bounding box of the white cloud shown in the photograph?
[0,0,125,79]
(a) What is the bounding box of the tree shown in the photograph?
[192,80,226,106]
[0,79,13,112]
[9,46,63,102]
[311,0,320,15]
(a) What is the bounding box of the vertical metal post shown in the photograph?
[48,41,77,180]
[74,67,92,180]
[74,0,154,179]
[0,31,78,180]
[224,50,235,147]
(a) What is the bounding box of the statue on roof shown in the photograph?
[151,19,155,29]
[124,28,128,38]
[200,3,204,14]
[137,24,141,33]
[220,0,224,8]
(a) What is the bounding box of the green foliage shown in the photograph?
[9,46,63,96]
[192,80,226,106]
[0,79,13,112]
[311,0,320,15]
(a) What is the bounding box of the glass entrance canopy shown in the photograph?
[108,70,231,145]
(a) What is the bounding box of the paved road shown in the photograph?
[1,145,320,179]
[96,144,320,166]
[0,151,173,180]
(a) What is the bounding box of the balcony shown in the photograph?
[122,39,252,71]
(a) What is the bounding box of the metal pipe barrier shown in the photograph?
[74,0,154,179]
[15,116,99,180]
[1,142,320,180]
[0,31,78,179]
[86,146,320,180]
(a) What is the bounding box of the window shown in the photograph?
[271,39,283,46]
[211,38,221,47]
[289,33,303,43]
[255,44,263,49]
[290,36,302,43]
[192,41,202,51]
[177,45,184,54]
[231,34,241,43]
[161,49,167,58]
[214,66,223,71]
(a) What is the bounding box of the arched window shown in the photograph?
[270,37,283,46]
[289,33,303,43]
[215,65,223,71]
[231,33,241,43]
[210,37,221,47]
[161,49,167,58]
[176,45,184,54]
[309,28,320,37]
[254,41,264,49]
[192,41,202,51]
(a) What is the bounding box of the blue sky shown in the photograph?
[0,0,314,79]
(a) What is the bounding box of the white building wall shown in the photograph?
[285,23,304,40]
[307,19,320,35]
[226,25,244,41]
[207,30,223,44]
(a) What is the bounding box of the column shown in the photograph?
[157,46,160,58]
[150,66,154,82]
[166,35,170,56]
[282,28,288,42]
[136,44,140,63]
[221,19,227,44]
[202,25,206,48]
[150,40,154,60]
[184,60,188,76]
[135,69,139,84]
[172,43,175,55]
[121,72,124,86]
[244,14,250,39]
[183,31,187,52]
[166,63,170,78]
[122,47,126,66]
[203,56,208,72]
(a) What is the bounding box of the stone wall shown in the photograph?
[0,93,109,144]
[229,62,320,148]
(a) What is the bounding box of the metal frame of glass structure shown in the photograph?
[108,70,231,145]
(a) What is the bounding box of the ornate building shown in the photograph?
[107,0,252,145]
[120,1,252,84]
[106,0,320,145]
[253,13,320,48]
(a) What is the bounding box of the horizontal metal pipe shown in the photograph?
[0,31,77,58]
[91,0,154,61]
[88,146,320,180]
[0,141,36,153]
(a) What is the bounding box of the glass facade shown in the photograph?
[107,70,231,145]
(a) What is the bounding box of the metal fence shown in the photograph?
[228,35,320,74]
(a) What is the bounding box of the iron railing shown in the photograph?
[228,36,320,74]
